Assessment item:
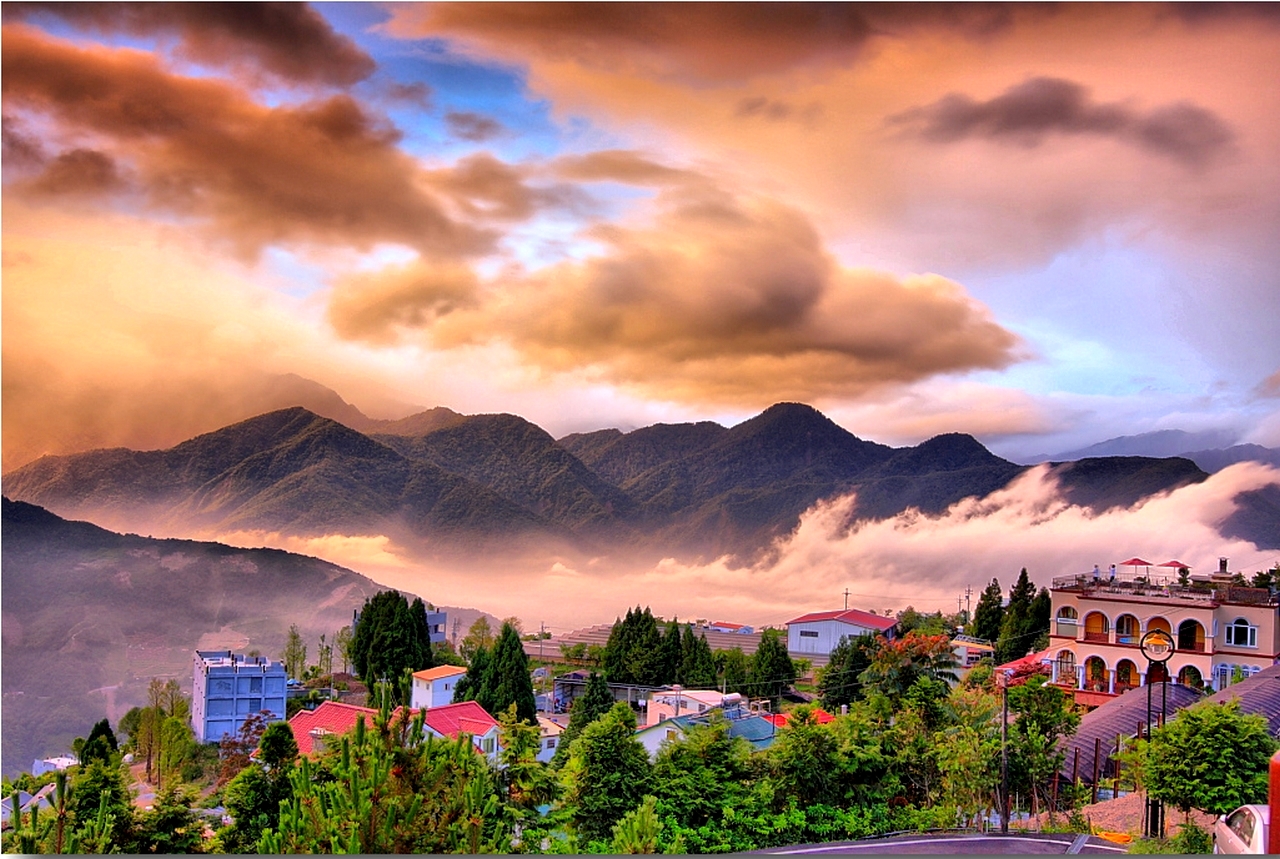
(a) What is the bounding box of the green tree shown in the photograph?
[651,715,751,831]
[217,763,279,853]
[282,623,308,680]
[749,628,796,706]
[80,718,119,766]
[768,706,844,807]
[680,628,717,688]
[603,607,663,686]
[719,647,751,696]
[334,625,354,675]
[69,758,134,850]
[259,721,300,770]
[661,619,684,685]
[1140,699,1277,818]
[351,590,435,690]
[996,568,1038,663]
[971,577,1004,643]
[819,633,877,709]
[553,671,615,769]
[859,632,959,704]
[496,704,555,818]
[454,644,491,706]
[460,615,495,662]
[133,786,203,854]
[559,702,652,845]
[486,621,537,723]
[1007,674,1079,815]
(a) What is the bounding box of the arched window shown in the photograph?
[1083,612,1110,643]
[1055,607,1079,637]
[1115,614,1139,644]
[1056,650,1076,682]
[1057,607,1079,619]
[1226,618,1258,648]
[1177,619,1205,652]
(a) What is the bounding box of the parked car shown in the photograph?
[1214,804,1270,854]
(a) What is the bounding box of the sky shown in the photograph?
[4,3,1280,626]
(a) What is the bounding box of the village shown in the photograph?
[7,555,1280,853]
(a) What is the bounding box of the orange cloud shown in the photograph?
[3,2,375,86]
[328,177,1022,407]
[1,25,493,257]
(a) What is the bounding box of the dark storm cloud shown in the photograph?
[735,96,822,124]
[24,148,126,197]
[892,76,1235,168]
[2,2,375,86]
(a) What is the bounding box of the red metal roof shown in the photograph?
[763,708,835,727]
[422,701,500,740]
[288,699,500,756]
[785,609,897,631]
[289,700,379,756]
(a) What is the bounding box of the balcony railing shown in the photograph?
[1083,631,1110,643]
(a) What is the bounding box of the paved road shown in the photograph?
[755,832,1130,854]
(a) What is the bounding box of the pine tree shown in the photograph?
[681,629,717,688]
[455,646,491,707]
[972,578,1004,643]
[749,628,796,706]
[487,622,537,723]
[351,590,435,690]
[996,568,1038,663]
[602,610,634,683]
[720,647,750,695]
[551,671,614,769]
[661,619,684,685]
[819,633,876,709]
[559,703,652,844]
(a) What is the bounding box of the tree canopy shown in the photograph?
[350,590,434,691]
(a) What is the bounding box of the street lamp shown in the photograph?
[1139,628,1176,839]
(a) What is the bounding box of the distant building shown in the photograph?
[785,609,897,657]
[707,621,754,634]
[29,755,78,776]
[287,699,503,763]
[536,716,564,763]
[410,665,467,710]
[191,650,288,743]
[952,634,995,670]
[634,703,778,759]
[646,687,744,727]
[1048,557,1280,706]
[426,609,448,645]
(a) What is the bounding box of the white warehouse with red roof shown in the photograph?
[786,608,898,657]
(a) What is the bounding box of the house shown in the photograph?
[1,783,55,828]
[646,687,744,727]
[422,702,502,762]
[785,609,897,657]
[425,609,448,645]
[536,716,564,763]
[759,708,836,729]
[191,650,288,743]
[707,621,754,634]
[634,705,779,760]
[1047,557,1280,706]
[951,634,995,670]
[410,665,467,710]
[552,670,659,714]
[30,755,78,776]
[287,699,503,763]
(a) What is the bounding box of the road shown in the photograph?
[754,832,1130,854]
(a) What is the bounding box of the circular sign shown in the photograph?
[1139,628,1176,663]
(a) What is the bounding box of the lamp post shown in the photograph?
[1139,629,1175,839]
[998,668,1012,834]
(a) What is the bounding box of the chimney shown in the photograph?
[1220,557,1229,575]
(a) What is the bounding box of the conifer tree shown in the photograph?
[971,578,1004,643]
[487,622,537,723]
[661,619,684,685]
[720,647,751,695]
[681,628,717,688]
[749,628,796,706]
[996,569,1038,663]
[551,672,614,769]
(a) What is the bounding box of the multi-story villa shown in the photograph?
[191,650,288,742]
[1049,558,1279,706]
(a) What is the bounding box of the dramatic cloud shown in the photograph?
[891,76,1235,168]
[0,26,496,256]
[385,3,1043,86]
[2,2,375,86]
[329,176,1022,407]
[445,111,502,142]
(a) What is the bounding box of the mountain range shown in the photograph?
[6,401,1275,561]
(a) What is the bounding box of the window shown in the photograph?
[482,737,495,753]
[546,738,556,749]
[799,630,819,638]
[209,678,234,697]
[1226,618,1258,648]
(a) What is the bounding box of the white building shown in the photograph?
[536,716,564,763]
[785,609,897,657]
[191,650,288,743]
[410,665,467,710]
[646,687,744,727]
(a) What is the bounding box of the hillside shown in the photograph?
[0,497,387,775]
[4,402,1270,564]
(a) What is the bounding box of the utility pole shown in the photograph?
[539,621,545,661]
[1000,669,1010,834]
[964,586,973,625]
[843,588,850,611]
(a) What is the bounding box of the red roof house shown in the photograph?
[786,609,898,657]
[289,701,380,756]
[287,699,503,761]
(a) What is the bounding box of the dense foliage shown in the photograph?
[350,590,434,692]
[455,621,538,724]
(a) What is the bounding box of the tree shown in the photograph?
[819,633,877,710]
[454,645,491,707]
[1006,675,1079,814]
[133,786,203,854]
[218,711,270,784]
[461,616,495,662]
[661,620,684,685]
[351,590,434,690]
[996,569,1038,663]
[80,719,118,766]
[680,628,717,688]
[859,632,959,704]
[559,702,652,844]
[282,623,308,680]
[334,625,354,675]
[749,628,796,706]
[496,704,555,818]
[719,647,750,696]
[603,607,663,686]
[651,716,751,831]
[316,632,333,679]
[552,672,614,768]
[1140,699,1277,818]
[971,578,1004,643]
[768,706,845,807]
[259,721,300,771]
[485,621,537,723]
